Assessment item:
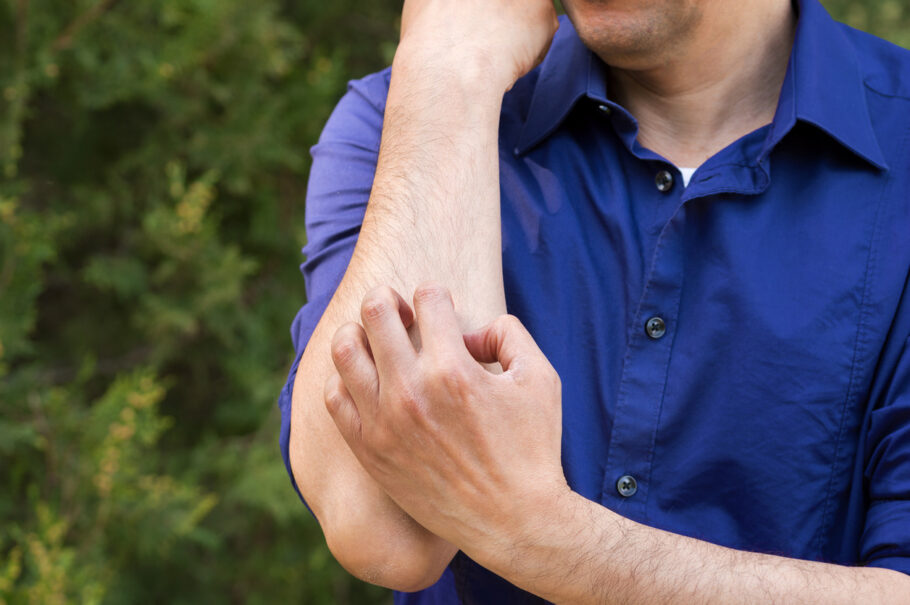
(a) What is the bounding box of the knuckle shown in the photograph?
[390,382,423,416]
[489,314,520,341]
[427,356,469,391]
[441,366,469,391]
[496,313,521,332]
[503,314,523,329]
[361,289,392,322]
[395,387,420,412]
[330,328,359,366]
[413,281,448,303]
[324,382,346,414]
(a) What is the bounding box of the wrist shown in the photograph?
[470,487,626,603]
[391,40,512,103]
[470,482,586,573]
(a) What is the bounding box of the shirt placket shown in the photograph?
[601,181,688,519]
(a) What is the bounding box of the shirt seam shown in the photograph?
[814,129,897,556]
[641,240,687,517]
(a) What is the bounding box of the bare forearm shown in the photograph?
[476,491,910,604]
[348,53,508,330]
[288,52,507,587]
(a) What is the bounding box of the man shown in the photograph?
[278,0,910,601]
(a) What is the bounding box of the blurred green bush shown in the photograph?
[0,1,906,603]
[0,1,400,602]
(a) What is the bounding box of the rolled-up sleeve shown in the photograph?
[278,68,390,504]
[861,332,910,575]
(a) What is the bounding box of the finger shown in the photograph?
[463,314,543,372]
[412,282,468,357]
[324,372,363,450]
[360,286,417,379]
[330,322,380,409]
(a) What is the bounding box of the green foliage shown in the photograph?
[0,1,905,603]
[0,0,399,602]
[825,0,910,48]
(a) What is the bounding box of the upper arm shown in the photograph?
[300,69,391,301]
[278,69,389,507]
[277,69,455,590]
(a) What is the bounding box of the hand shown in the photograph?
[324,283,568,560]
[397,0,559,92]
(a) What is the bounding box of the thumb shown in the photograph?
[463,314,542,372]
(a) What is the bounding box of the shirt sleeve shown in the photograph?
[861,330,910,575]
[278,68,391,506]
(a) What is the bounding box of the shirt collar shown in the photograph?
[514,18,609,154]
[515,0,888,171]
[768,0,887,169]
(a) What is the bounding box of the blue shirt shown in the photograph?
[278,0,910,601]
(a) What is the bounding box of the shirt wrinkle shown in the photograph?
[278,0,910,601]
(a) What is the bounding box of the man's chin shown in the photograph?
[562,0,702,70]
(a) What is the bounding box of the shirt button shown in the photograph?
[645,316,666,339]
[655,170,674,192]
[616,475,638,497]
[597,103,612,115]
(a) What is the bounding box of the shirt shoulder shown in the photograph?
[839,25,910,189]
[346,66,393,113]
[841,24,910,100]
[312,67,393,153]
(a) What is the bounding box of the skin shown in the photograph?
[563,0,704,66]
[329,284,910,603]
[565,0,798,166]
[289,0,556,590]
[294,0,910,599]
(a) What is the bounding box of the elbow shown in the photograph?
[323,516,454,592]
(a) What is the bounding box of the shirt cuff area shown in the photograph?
[860,498,910,576]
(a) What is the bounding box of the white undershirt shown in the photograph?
[678,167,697,188]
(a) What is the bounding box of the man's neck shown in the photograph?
[605,0,797,168]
